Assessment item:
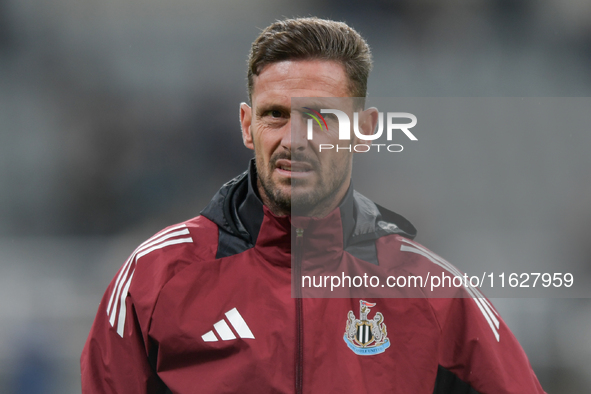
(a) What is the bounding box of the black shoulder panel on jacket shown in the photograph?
[216,227,252,259]
[375,202,417,240]
[344,190,417,266]
[433,365,480,394]
[200,160,265,259]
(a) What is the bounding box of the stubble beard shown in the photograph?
[256,153,351,217]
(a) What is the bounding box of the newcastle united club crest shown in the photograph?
[344,300,390,356]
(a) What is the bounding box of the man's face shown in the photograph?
[240,59,359,217]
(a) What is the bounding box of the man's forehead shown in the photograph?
[251,59,351,106]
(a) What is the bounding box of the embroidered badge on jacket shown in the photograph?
[344,300,390,355]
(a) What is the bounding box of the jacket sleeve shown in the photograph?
[80,262,167,394]
[432,295,546,394]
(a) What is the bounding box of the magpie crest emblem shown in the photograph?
[344,300,390,355]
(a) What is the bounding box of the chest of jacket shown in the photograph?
[148,247,441,394]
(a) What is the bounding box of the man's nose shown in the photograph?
[286,114,308,151]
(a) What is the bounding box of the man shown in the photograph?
[81,17,546,393]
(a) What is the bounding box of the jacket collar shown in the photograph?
[200,159,416,260]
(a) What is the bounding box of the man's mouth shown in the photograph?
[275,159,313,175]
[278,166,309,172]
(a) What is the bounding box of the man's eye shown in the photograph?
[267,110,283,118]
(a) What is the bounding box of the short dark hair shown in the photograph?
[247,17,373,102]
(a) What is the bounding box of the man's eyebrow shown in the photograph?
[294,98,346,112]
[256,104,290,115]
[296,101,326,111]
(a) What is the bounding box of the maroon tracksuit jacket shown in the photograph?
[81,160,545,393]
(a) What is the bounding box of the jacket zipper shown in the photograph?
[294,228,304,394]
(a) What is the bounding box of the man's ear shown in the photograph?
[354,107,379,146]
[240,102,254,150]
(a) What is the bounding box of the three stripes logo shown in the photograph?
[202,308,255,342]
[106,223,194,337]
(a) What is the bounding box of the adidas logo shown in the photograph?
[202,307,255,342]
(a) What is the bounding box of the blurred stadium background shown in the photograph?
[1,0,590,392]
